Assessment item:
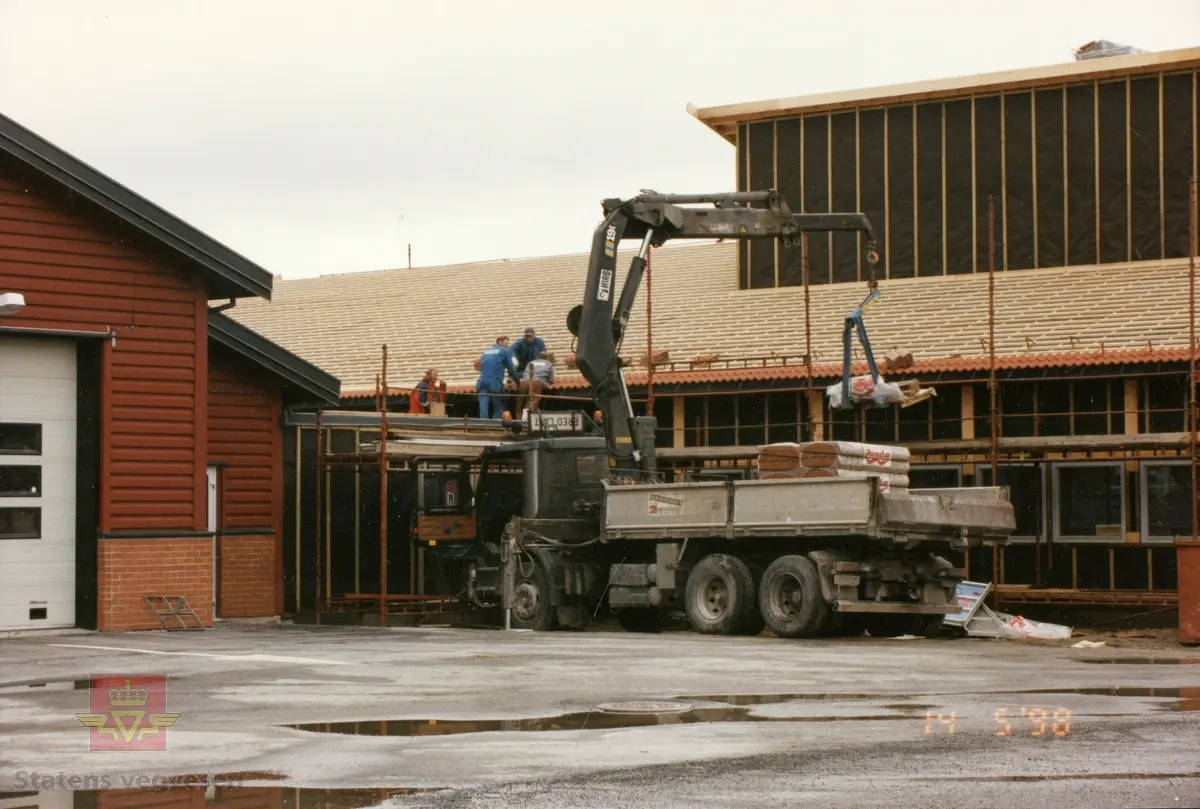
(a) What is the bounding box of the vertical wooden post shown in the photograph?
[314,410,323,624]
[988,196,1000,604]
[646,245,654,414]
[379,345,389,628]
[961,384,976,440]
[1189,178,1197,546]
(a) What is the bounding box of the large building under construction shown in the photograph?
[233,46,1200,617]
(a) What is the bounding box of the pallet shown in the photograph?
[144,595,206,631]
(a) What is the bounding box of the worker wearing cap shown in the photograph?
[511,327,546,377]
[477,336,520,419]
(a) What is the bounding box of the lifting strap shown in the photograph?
[836,241,882,410]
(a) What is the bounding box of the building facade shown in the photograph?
[0,113,339,632]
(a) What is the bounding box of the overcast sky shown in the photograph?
[1,1,1196,280]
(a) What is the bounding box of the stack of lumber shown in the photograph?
[757,441,911,493]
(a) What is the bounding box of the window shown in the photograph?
[0,507,41,539]
[0,466,40,497]
[909,465,961,489]
[0,424,41,455]
[1053,463,1124,542]
[978,464,1044,543]
[1141,461,1198,544]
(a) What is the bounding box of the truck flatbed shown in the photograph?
[601,477,1014,547]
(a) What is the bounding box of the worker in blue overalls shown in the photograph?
[476,336,520,419]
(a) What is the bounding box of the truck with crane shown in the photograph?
[390,191,1015,638]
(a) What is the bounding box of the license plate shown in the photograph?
[530,412,583,432]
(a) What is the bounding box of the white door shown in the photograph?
[0,337,77,630]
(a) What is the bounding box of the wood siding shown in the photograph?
[736,69,1199,289]
[208,346,283,533]
[0,157,207,533]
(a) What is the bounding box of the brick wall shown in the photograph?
[98,538,214,631]
[217,535,276,618]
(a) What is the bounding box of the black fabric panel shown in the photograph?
[1162,72,1195,259]
[1097,80,1129,263]
[830,112,859,283]
[974,95,1003,273]
[1004,92,1035,270]
[916,102,944,277]
[1035,88,1066,268]
[776,118,804,286]
[748,122,776,288]
[887,105,915,278]
[1066,83,1097,266]
[1129,76,1162,261]
[737,123,749,288]
[944,99,974,274]
[858,109,887,281]
[803,115,831,285]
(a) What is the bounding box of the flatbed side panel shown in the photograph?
[731,478,875,532]
[880,491,1017,536]
[602,480,729,535]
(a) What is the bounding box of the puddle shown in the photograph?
[1079,658,1200,665]
[2,786,439,807]
[1015,685,1200,712]
[289,705,915,737]
[920,772,1200,783]
[0,678,91,694]
[681,692,883,705]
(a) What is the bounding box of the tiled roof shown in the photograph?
[227,244,1195,399]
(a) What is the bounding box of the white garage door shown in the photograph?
[0,336,77,631]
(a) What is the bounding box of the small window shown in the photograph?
[1142,462,1197,544]
[0,424,41,455]
[0,507,41,539]
[0,466,41,497]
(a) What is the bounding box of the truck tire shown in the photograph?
[758,555,829,639]
[684,554,757,635]
[733,560,767,636]
[510,562,557,631]
[615,608,670,634]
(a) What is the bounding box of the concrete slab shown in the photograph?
[0,624,1197,807]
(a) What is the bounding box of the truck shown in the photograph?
[397,191,1016,638]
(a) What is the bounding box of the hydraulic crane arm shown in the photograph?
[567,190,878,479]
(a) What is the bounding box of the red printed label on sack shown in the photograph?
[864,448,892,467]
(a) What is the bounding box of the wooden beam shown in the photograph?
[1124,378,1140,434]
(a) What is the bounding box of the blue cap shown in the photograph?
[525,327,536,335]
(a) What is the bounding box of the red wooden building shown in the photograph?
[0,112,339,632]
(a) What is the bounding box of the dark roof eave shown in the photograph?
[0,112,274,300]
[208,311,340,405]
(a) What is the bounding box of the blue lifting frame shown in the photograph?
[836,287,882,410]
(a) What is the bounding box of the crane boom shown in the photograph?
[567,190,879,479]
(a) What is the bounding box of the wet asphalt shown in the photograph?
[0,623,1196,808]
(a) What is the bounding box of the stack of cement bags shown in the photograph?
[757,441,911,493]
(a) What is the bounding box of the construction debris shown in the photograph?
[758,441,911,492]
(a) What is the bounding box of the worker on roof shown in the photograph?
[409,369,443,415]
[517,350,556,418]
[477,336,520,419]
[511,327,546,377]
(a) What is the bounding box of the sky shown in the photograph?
[1,1,1196,280]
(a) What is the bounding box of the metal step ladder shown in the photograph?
[144,595,206,631]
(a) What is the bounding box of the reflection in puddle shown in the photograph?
[0,786,438,808]
[1079,658,1200,665]
[289,706,915,737]
[681,692,882,705]
[0,679,91,694]
[1016,685,1200,712]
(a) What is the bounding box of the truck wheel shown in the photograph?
[684,554,756,635]
[615,608,670,634]
[758,555,829,639]
[510,562,557,631]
